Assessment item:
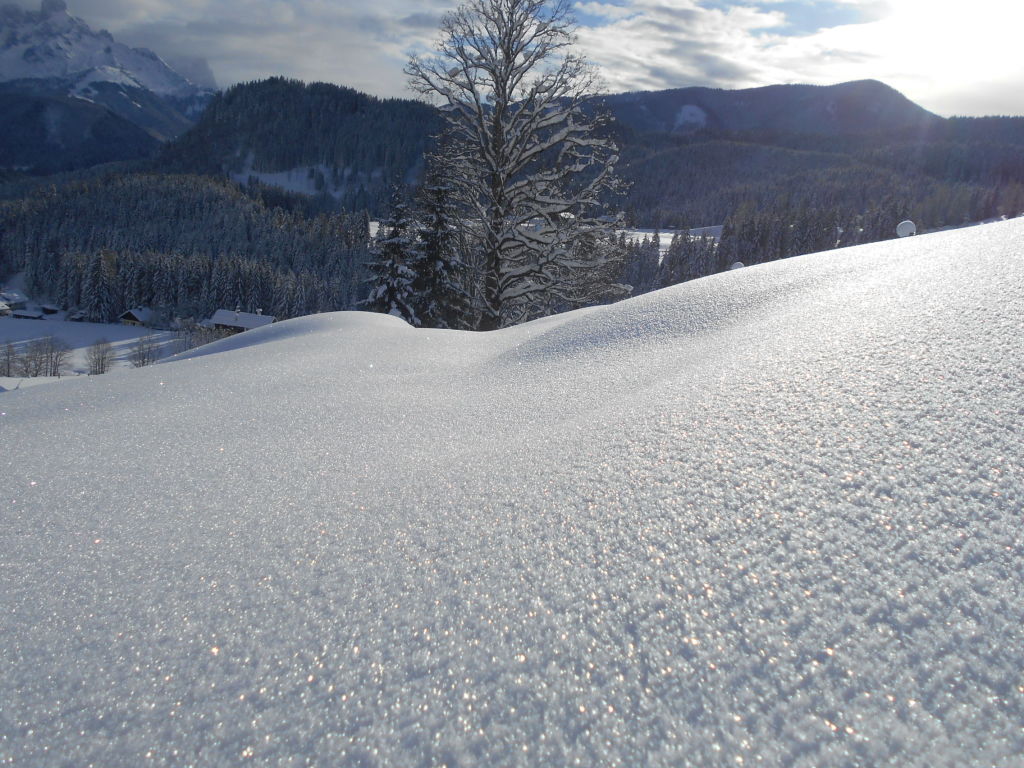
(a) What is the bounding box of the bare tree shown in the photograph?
[175,321,232,353]
[407,0,625,329]
[86,338,115,375]
[42,336,71,377]
[13,336,69,377]
[15,339,45,377]
[129,335,160,368]
[1,341,16,377]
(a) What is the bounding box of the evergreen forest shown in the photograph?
[2,78,1024,332]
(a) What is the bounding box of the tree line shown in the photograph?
[1,173,372,324]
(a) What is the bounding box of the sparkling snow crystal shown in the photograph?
[1,219,1022,766]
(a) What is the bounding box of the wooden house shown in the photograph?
[119,308,155,327]
[0,290,28,311]
[208,309,276,335]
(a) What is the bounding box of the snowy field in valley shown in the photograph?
[0,316,178,391]
[622,225,724,255]
[1,219,1022,766]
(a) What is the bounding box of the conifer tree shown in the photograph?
[361,192,419,325]
[413,171,472,329]
[657,231,688,288]
[81,251,115,322]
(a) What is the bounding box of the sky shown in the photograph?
[12,0,1024,116]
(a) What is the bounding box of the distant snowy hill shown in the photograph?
[1,220,1022,765]
[0,0,213,170]
[156,77,440,213]
[0,84,159,171]
[602,80,944,138]
[0,0,200,97]
[153,76,1024,223]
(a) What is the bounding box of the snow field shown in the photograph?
[0,316,178,389]
[1,219,1022,766]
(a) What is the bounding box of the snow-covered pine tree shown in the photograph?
[618,237,639,295]
[690,233,718,281]
[657,231,688,288]
[624,233,661,295]
[361,191,420,325]
[80,251,115,322]
[413,168,472,329]
[640,231,661,292]
[407,0,623,329]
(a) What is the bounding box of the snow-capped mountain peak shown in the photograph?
[0,0,210,98]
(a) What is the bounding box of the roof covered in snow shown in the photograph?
[209,309,275,331]
[1,219,1022,766]
[119,307,155,324]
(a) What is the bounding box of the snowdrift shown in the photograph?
[2,220,1022,766]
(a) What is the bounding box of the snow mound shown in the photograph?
[1,220,1023,766]
[167,311,413,362]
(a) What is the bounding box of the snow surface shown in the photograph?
[230,161,384,202]
[230,165,332,199]
[674,104,708,130]
[1,220,1023,766]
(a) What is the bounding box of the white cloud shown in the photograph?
[575,0,1024,115]
[575,1,787,93]
[9,0,1021,115]
[781,0,1024,115]
[9,0,451,98]
[574,2,637,21]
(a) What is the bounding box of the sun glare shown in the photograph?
[758,0,1024,114]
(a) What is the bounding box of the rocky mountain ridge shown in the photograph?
[0,0,213,162]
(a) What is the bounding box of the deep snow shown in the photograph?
[1,220,1022,766]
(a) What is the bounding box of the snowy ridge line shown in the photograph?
[1,219,1022,766]
[0,1,208,97]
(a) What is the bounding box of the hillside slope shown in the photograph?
[156,78,441,213]
[152,77,1024,227]
[602,79,943,138]
[0,87,159,172]
[1,219,1022,766]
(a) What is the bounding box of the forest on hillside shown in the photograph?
[156,78,442,214]
[3,78,1024,332]
[0,174,371,324]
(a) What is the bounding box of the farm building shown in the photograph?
[119,308,155,327]
[208,309,276,335]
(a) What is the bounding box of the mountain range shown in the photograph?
[601,79,944,139]
[0,0,213,171]
[150,77,1024,228]
[2,1,1023,230]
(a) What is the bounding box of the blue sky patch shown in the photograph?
[683,0,873,35]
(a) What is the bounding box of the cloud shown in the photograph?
[8,0,449,98]
[8,0,1021,115]
[576,1,787,93]
[400,12,442,29]
[743,0,1024,115]
[575,0,1024,116]
[574,2,637,22]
